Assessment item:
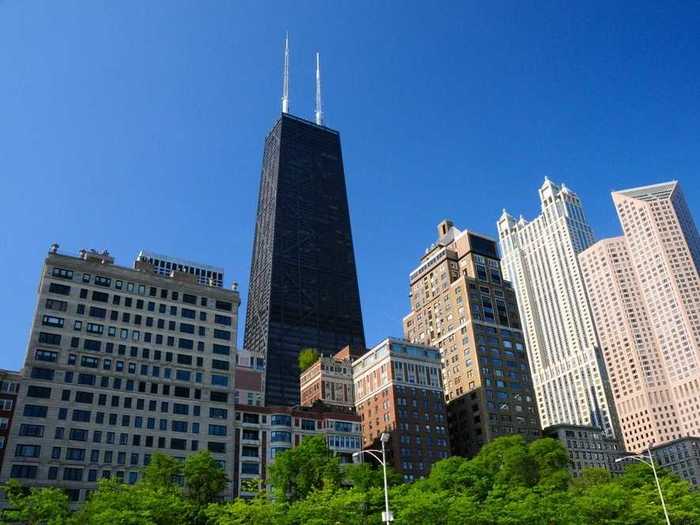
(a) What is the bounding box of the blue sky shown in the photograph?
[1,1,699,370]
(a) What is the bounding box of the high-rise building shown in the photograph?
[0,370,21,472]
[243,112,365,406]
[497,179,619,437]
[0,246,240,502]
[299,345,362,409]
[403,221,540,457]
[136,250,225,288]
[580,181,700,452]
[352,338,449,482]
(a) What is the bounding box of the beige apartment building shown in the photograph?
[1,246,240,502]
[580,181,700,452]
[403,222,539,457]
[299,345,362,408]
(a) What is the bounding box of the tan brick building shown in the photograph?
[299,345,362,408]
[403,221,539,457]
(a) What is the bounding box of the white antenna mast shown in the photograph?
[281,33,289,113]
[315,52,323,125]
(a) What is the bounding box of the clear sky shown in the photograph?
[1,1,699,370]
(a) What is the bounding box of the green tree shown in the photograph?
[1,480,71,525]
[183,450,228,506]
[142,452,184,489]
[298,348,320,372]
[73,478,190,525]
[268,435,342,502]
[205,496,287,525]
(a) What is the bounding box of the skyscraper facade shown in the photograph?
[403,221,540,457]
[243,113,365,406]
[0,247,240,502]
[497,179,618,436]
[580,181,700,452]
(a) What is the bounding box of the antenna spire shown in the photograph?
[281,33,289,113]
[315,52,323,125]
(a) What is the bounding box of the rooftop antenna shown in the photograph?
[281,33,289,113]
[314,52,323,125]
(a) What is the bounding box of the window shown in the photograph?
[270,431,291,443]
[69,429,88,441]
[38,332,61,345]
[49,283,71,295]
[15,444,41,457]
[212,344,230,355]
[63,468,83,481]
[92,291,109,302]
[89,306,107,319]
[42,315,65,328]
[30,367,55,380]
[94,276,111,287]
[211,375,228,386]
[27,385,51,399]
[19,424,44,437]
[213,329,230,341]
[208,424,227,436]
[52,267,74,279]
[81,356,99,368]
[35,349,58,362]
[10,465,38,479]
[23,405,48,418]
[212,359,229,371]
[209,408,227,419]
[66,448,85,461]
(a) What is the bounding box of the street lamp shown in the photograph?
[352,432,393,523]
[615,446,671,525]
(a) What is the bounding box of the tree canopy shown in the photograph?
[4,436,700,524]
[298,348,320,372]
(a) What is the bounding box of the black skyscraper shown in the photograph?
[244,113,366,406]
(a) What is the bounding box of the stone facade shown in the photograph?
[0,247,239,502]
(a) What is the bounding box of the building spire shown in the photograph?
[281,33,289,114]
[315,52,323,125]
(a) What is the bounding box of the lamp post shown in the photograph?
[615,446,671,525]
[352,432,393,523]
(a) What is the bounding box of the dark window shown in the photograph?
[49,283,71,295]
[89,307,107,319]
[213,329,230,341]
[212,344,230,355]
[215,300,232,311]
[10,465,38,479]
[178,338,193,350]
[23,405,48,417]
[75,391,94,404]
[38,332,61,345]
[176,354,192,365]
[212,359,229,371]
[183,294,197,305]
[174,386,190,398]
[207,441,226,453]
[92,291,109,302]
[95,276,111,287]
[19,424,44,437]
[83,339,102,352]
[181,308,196,319]
[30,367,55,380]
[210,391,228,403]
[170,438,186,450]
[27,385,51,398]
[214,314,232,326]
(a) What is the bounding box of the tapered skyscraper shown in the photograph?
[244,45,365,405]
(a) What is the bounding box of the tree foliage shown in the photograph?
[267,434,342,502]
[4,436,700,524]
[297,348,320,372]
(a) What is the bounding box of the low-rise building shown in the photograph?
[0,370,21,472]
[650,437,700,486]
[299,346,362,408]
[544,424,625,476]
[353,338,449,482]
[231,403,361,498]
[234,349,264,407]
